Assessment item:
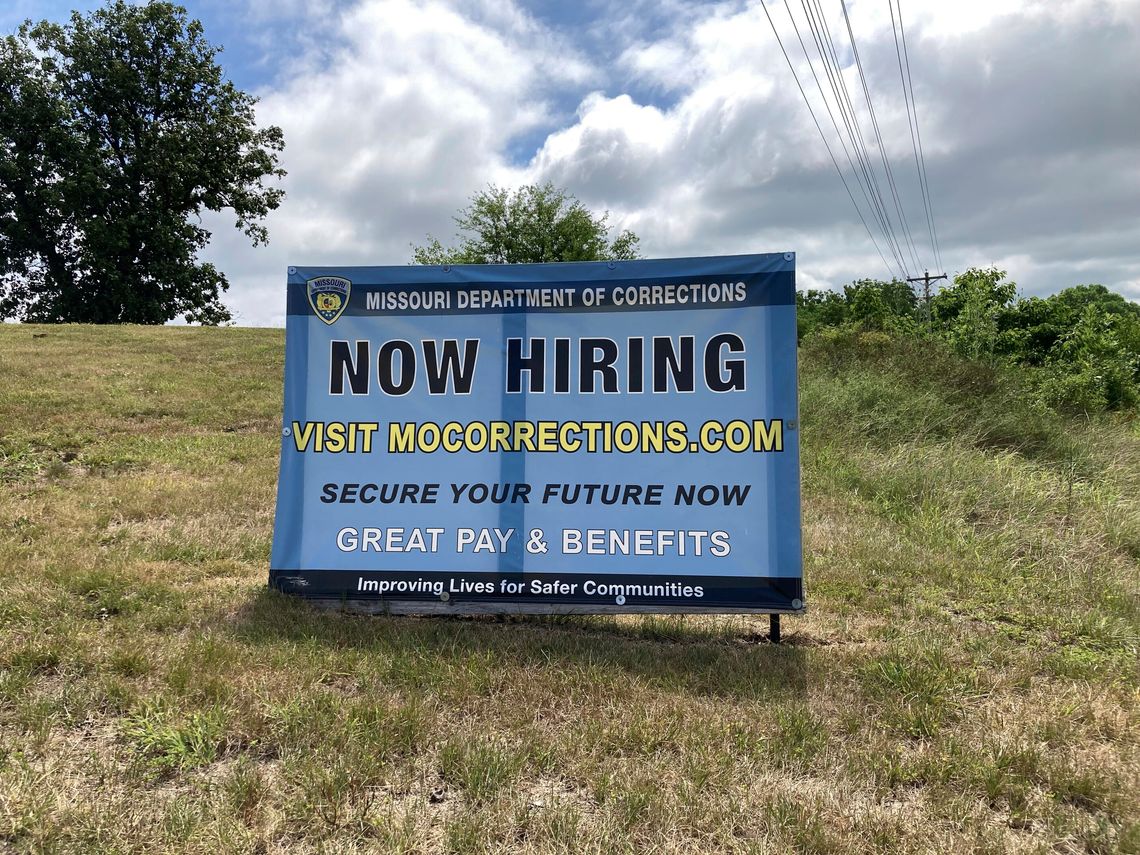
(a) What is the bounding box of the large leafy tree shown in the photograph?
[930,268,1018,362]
[412,183,641,265]
[0,1,285,324]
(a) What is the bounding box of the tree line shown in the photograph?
[798,269,1140,413]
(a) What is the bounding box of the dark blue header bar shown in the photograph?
[286,253,796,317]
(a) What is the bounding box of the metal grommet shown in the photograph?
[441,264,451,273]
[792,598,803,609]
[288,266,297,275]
[440,591,450,602]
[615,594,626,605]
[783,252,794,262]
[282,427,291,436]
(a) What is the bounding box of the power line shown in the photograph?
[798,0,913,275]
[804,0,922,276]
[837,0,926,275]
[779,1,910,277]
[898,1,942,272]
[761,0,946,285]
[758,0,901,279]
[890,0,943,273]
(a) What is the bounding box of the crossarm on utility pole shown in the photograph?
[907,270,948,326]
[906,270,948,305]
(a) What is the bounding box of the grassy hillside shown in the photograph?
[0,325,1136,854]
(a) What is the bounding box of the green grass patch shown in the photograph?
[122,699,228,774]
[0,323,1135,852]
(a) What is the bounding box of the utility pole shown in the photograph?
[907,270,947,326]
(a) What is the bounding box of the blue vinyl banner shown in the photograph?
[270,253,804,613]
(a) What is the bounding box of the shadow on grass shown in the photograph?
[226,588,808,702]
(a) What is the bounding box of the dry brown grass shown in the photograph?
[0,324,1136,853]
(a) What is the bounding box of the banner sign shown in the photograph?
[270,253,804,613]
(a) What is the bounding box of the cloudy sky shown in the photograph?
[7,0,1140,325]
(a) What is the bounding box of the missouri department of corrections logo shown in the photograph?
[307,276,351,324]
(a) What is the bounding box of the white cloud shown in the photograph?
[206,0,592,325]
[523,0,1140,293]
[200,0,1140,324]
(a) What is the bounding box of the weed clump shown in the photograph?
[122,700,227,774]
